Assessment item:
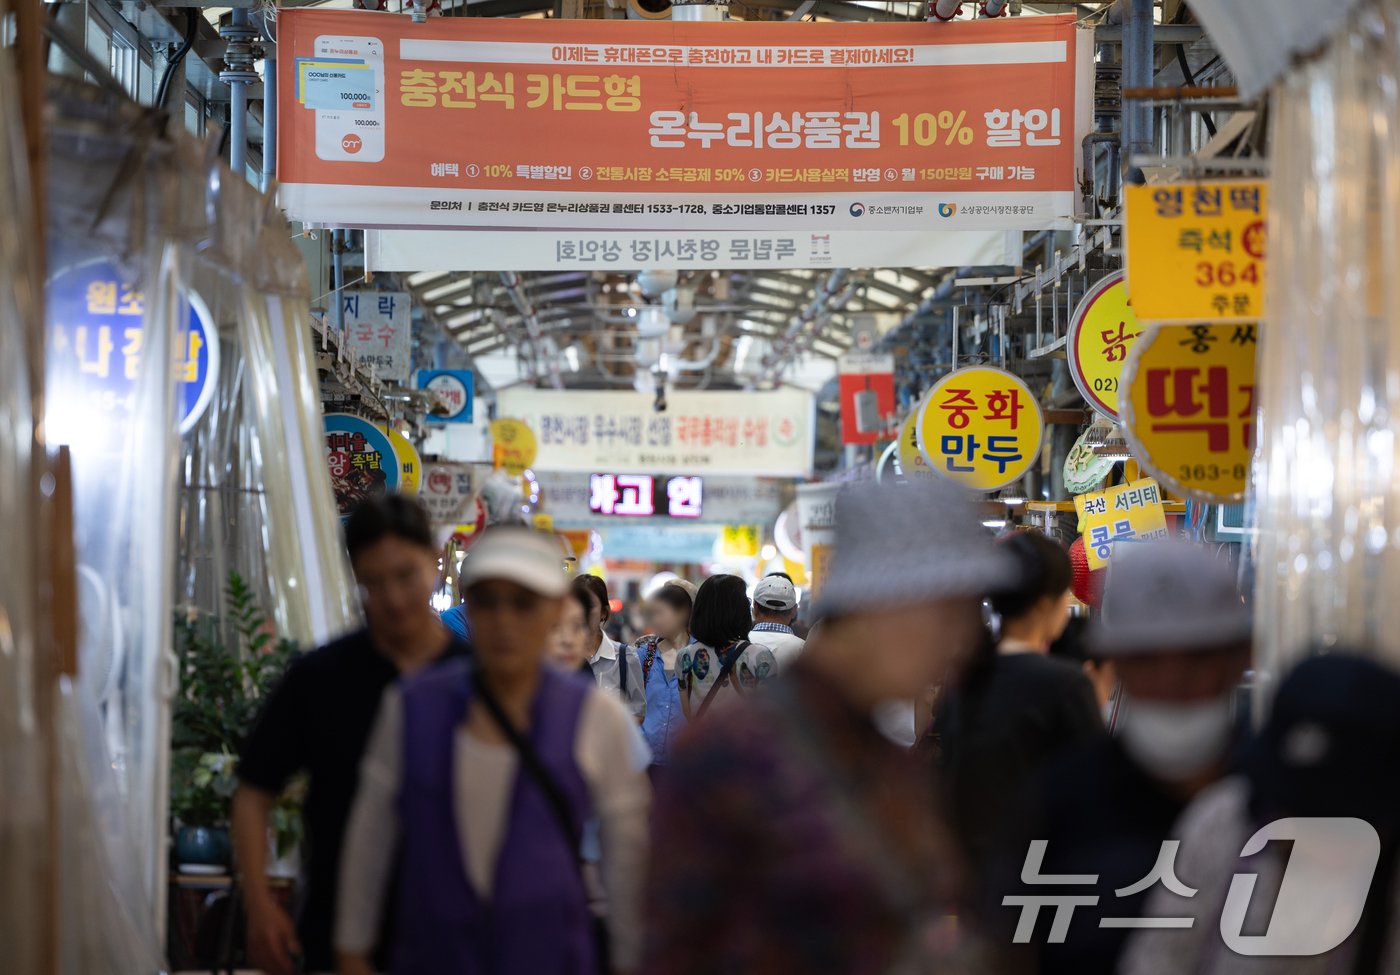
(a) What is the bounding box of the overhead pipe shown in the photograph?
[220,7,259,182]
[1121,0,1154,180]
[499,271,565,389]
[929,0,962,21]
[261,55,276,192]
[755,269,850,386]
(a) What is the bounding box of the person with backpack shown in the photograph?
[636,583,695,771]
[677,574,776,721]
[575,574,647,722]
[334,527,650,975]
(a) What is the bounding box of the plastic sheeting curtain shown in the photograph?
[1253,3,1400,701]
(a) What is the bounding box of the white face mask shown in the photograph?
[1118,693,1234,781]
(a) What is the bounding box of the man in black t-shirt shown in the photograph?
[233,496,468,975]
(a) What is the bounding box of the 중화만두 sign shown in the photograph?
[1124,181,1267,323]
[278,11,1091,233]
[916,366,1043,492]
[497,388,813,477]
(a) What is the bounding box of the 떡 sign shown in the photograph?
[917,366,1043,492]
[341,290,411,382]
[278,11,1091,233]
[1074,477,1170,570]
[1124,181,1267,323]
[497,388,813,477]
[324,412,401,518]
[1067,271,1144,422]
[838,353,896,446]
[46,259,220,438]
[1120,323,1258,502]
[417,369,474,423]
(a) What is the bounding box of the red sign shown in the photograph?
[838,369,896,445]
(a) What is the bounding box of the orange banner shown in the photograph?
[278,11,1089,233]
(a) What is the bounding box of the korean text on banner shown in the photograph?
[277,11,1091,233]
[916,366,1043,492]
[1066,271,1144,422]
[1074,478,1169,570]
[1124,182,1267,323]
[417,368,475,423]
[340,290,411,381]
[496,388,814,477]
[1120,322,1258,502]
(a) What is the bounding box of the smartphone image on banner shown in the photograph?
[308,35,385,163]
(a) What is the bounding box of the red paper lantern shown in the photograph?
[1069,536,1106,609]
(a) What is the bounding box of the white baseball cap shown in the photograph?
[754,575,798,612]
[461,527,568,598]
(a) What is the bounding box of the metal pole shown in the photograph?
[1122,0,1154,177]
[262,56,277,192]
[221,7,259,183]
[951,305,960,369]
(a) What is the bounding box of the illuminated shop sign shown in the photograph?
[589,474,703,519]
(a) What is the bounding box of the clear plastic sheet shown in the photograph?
[0,36,48,975]
[1252,3,1400,707]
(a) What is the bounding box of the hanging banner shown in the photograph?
[1120,323,1259,502]
[489,417,539,476]
[1124,181,1267,323]
[278,10,1091,233]
[1074,477,1170,570]
[497,388,814,477]
[46,259,219,439]
[367,227,1020,271]
[719,524,762,559]
[422,461,478,524]
[838,353,897,446]
[341,290,412,381]
[384,425,423,494]
[917,366,1043,492]
[1067,271,1144,422]
[416,368,475,422]
[324,412,401,517]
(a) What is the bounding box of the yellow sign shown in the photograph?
[532,512,555,534]
[808,542,834,600]
[916,366,1043,492]
[719,524,761,559]
[1125,181,1267,323]
[1067,271,1145,421]
[896,404,936,482]
[489,418,538,476]
[383,425,422,495]
[1121,323,1258,502]
[1074,478,1170,570]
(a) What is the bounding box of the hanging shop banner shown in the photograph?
[384,425,423,494]
[497,388,814,477]
[796,482,841,598]
[896,407,936,483]
[1120,323,1259,502]
[46,259,219,438]
[416,368,474,423]
[277,10,1092,233]
[1062,427,1116,496]
[838,353,897,446]
[719,524,762,559]
[366,227,1021,272]
[341,290,412,381]
[1124,181,1267,323]
[916,366,1043,492]
[1074,477,1169,570]
[324,412,401,517]
[489,417,539,476]
[422,461,479,524]
[1067,271,1144,422]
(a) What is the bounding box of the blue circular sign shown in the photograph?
[323,412,401,518]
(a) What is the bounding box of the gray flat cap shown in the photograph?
[813,479,1015,618]
[1092,542,1251,656]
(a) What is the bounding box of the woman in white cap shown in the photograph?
[645,479,1013,975]
[335,526,650,975]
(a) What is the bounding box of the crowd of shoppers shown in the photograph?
[229,486,1400,975]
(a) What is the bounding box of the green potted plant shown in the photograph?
[170,571,299,871]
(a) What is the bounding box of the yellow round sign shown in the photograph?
[383,425,422,495]
[896,401,937,483]
[489,418,538,476]
[1120,322,1258,502]
[917,366,1043,491]
[1067,271,1146,421]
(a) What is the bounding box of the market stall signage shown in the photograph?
[1120,323,1258,502]
[1073,477,1169,570]
[384,425,422,494]
[422,461,477,524]
[838,353,897,445]
[324,412,401,517]
[46,259,219,437]
[1066,271,1144,421]
[588,473,704,519]
[489,417,539,476]
[895,407,936,483]
[278,10,1091,233]
[916,366,1043,492]
[416,368,475,422]
[497,388,813,477]
[341,290,411,382]
[720,524,762,559]
[1124,181,1267,322]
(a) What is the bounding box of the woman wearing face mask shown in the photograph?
[636,583,694,771]
[994,542,1251,975]
[932,531,1103,879]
